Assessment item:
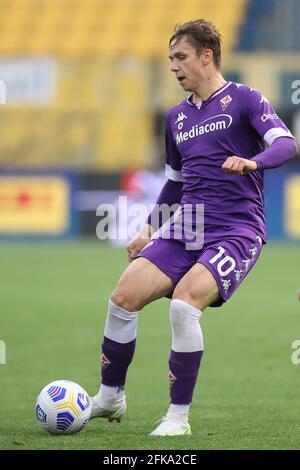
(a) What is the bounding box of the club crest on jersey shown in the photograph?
[168,370,177,386]
[220,95,232,111]
[175,112,187,130]
[101,353,111,370]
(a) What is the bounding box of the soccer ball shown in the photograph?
[35,380,91,435]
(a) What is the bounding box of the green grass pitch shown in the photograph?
[0,241,299,450]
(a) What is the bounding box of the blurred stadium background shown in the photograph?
[0,0,299,241]
[1,0,300,451]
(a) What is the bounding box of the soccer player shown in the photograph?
[90,19,297,436]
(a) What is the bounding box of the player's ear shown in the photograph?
[201,48,213,66]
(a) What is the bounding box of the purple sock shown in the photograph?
[101,336,135,387]
[168,350,203,404]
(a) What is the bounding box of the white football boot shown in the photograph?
[150,414,191,436]
[89,390,127,423]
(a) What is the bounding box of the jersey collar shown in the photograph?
[186,81,232,108]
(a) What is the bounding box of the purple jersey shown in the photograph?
[165,82,294,242]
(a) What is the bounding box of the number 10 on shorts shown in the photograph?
[209,246,236,276]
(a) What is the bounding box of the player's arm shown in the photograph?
[146,178,183,231]
[126,223,155,263]
[222,137,297,175]
[127,114,183,262]
[126,179,183,262]
[222,88,297,176]
[222,155,257,175]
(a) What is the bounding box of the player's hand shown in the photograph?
[222,156,257,175]
[126,224,154,263]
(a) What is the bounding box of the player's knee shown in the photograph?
[170,299,187,334]
[170,298,197,325]
[110,287,143,312]
[173,293,208,311]
[172,290,200,308]
[170,299,201,336]
[173,287,217,311]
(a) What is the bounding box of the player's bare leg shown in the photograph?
[90,257,173,422]
[150,263,219,436]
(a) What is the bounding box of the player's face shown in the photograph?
[169,37,207,92]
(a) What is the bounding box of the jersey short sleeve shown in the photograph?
[245,88,294,145]
[165,112,183,182]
